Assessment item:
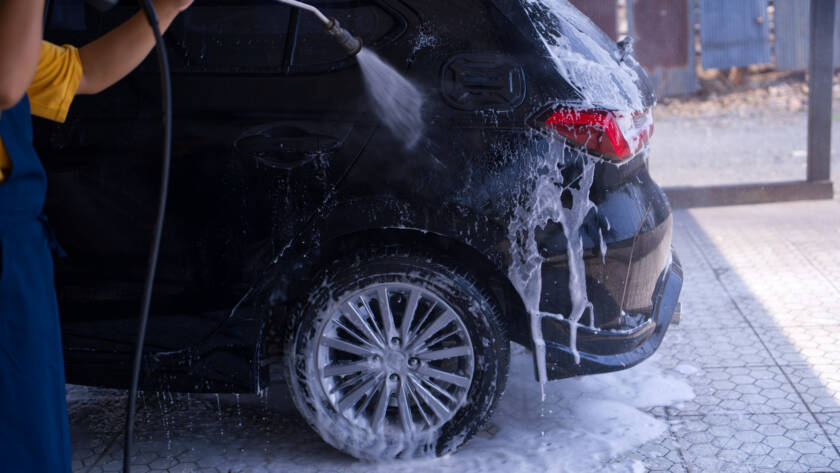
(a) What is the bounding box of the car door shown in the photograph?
[37,0,404,354]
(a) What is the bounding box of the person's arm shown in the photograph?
[0,0,45,109]
[77,0,193,95]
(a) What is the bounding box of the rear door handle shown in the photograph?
[235,124,343,169]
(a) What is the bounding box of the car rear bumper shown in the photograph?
[539,251,683,379]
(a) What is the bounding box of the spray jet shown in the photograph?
[275,0,363,55]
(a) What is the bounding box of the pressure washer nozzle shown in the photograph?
[325,18,363,56]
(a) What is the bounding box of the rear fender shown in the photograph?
[273,196,511,301]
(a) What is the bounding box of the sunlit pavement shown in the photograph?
[67,198,840,473]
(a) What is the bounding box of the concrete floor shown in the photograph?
[643,199,840,472]
[649,111,840,188]
[67,198,840,473]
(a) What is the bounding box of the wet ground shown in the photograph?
[67,198,840,472]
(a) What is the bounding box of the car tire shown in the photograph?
[284,248,509,460]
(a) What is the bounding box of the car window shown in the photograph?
[182,0,291,73]
[524,0,619,65]
[45,0,183,69]
[522,0,646,110]
[290,0,402,73]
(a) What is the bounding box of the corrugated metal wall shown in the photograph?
[569,0,618,39]
[774,0,810,70]
[633,0,690,67]
[700,0,772,69]
[570,0,699,97]
[567,0,839,97]
[631,0,698,97]
[775,0,840,70]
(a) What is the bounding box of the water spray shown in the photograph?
[275,0,424,147]
[274,0,362,55]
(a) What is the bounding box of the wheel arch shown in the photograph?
[265,197,533,355]
[325,227,530,345]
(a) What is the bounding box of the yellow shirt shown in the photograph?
[0,41,83,183]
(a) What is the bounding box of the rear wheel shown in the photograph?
[285,250,509,460]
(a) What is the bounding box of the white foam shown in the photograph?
[524,0,646,110]
[507,138,597,396]
[362,350,694,473]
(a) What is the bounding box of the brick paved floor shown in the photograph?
[67,199,840,472]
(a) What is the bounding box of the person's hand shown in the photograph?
[77,0,193,95]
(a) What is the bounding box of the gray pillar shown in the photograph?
[807,0,835,182]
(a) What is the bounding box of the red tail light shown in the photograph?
[544,107,654,161]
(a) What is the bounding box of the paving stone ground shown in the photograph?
[67,199,840,472]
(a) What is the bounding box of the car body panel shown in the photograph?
[37,0,681,391]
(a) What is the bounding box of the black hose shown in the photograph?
[123,1,172,472]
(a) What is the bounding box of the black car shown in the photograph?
[38,0,682,460]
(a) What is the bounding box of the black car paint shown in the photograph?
[36,0,677,392]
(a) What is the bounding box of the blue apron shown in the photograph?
[0,96,72,472]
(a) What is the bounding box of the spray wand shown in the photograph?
[275,0,363,55]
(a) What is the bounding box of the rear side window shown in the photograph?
[289,0,404,73]
[46,0,188,70]
[183,0,291,73]
[522,0,646,110]
[524,0,619,66]
[45,0,292,73]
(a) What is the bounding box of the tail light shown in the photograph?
[543,107,654,161]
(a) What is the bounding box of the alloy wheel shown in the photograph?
[315,283,475,435]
